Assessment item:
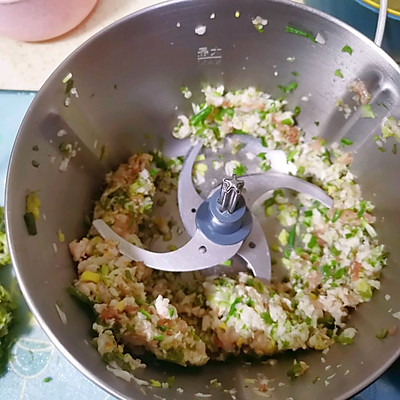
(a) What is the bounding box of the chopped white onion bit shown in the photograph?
[315,32,326,45]
[195,25,207,35]
[62,72,72,84]
[392,311,400,320]
[57,129,67,137]
[55,302,67,325]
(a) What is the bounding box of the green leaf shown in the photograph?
[341,138,353,147]
[331,209,342,223]
[342,45,353,55]
[293,106,301,117]
[261,311,273,325]
[334,69,344,78]
[226,297,242,320]
[285,25,316,42]
[288,225,296,247]
[361,104,376,119]
[278,81,298,94]
[139,309,151,321]
[190,105,213,126]
[376,329,388,339]
[233,163,247,177]
[308,234,317,249]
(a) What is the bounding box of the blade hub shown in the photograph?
[195,178,252,245]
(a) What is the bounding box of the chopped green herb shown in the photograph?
[332,209,342,223]
[260,136,268,147]
[357,201,367,218]
[168,307,174,318]
[57,229,65,242]
[281,118,294,126]
[246,298,255,307]
[313,376,320,384]
[376,329,388,339]
[233,163,247,177]
[342,45,353,55]
[260,163,271,172]
[293,106,301,117]
[308,234,317,249]
[288,225,296,247]
[334,69,344,78]
[125,269,133,281]
[139,309,151,321]
[334,268,346,279]
[157,324,171,332]
[245,278,254,287]
[233,129,248,135]
[287,360,309,379]
[23,212,37,236]
[378,147,386,153]
[285,26,316,42]
[322,264,331,276]
[43,377,52,383]
[227,297,242,320]
[167,376,175,388]
[150,379,162,388]
[67,286,93,307]
[99,145,108,162]
[361,104,376,119]
[337,335,354,345]
[152,334,164,341]
[287,150,297,162]
[314,121,320,126]
[278,81,298,94]
[261,311,273,325]
[341,138,353,147]
[221,259,232,266]
[291,71,299,77]
[190,105,213,126]
[150,152,169,170]
[64,78,74,95]
[393,143,397,155]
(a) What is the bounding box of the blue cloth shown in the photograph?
[0,89,399,399]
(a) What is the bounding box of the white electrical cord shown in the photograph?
[374,0,388,47]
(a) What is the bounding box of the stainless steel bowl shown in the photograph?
[5,0,400,399]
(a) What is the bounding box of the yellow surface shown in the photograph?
[363,0,400,17]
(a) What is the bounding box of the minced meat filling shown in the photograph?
[70,87,387,375]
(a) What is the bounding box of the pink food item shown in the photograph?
[0,0,98,42]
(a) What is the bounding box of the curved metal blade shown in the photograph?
[177,143,203,236]
[237,216,271,282]
[241,172,333,208]
[93,219,242,273]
